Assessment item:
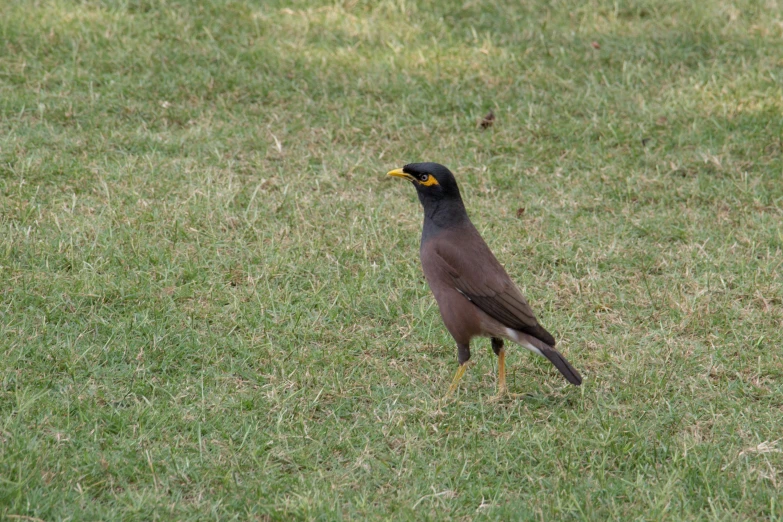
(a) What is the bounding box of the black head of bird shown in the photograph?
[387,162,468,231]
[388,162,582,400]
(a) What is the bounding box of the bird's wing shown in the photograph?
[431,232,556,346]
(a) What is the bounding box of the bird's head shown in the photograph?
[387,162,467,228]
[387,162,462,203]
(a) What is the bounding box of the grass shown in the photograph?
[1,0,782,519]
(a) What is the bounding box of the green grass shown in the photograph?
[2,0,783,519]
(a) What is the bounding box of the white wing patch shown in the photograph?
[455,288,472,301]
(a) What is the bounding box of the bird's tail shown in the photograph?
[514,332,583,386]
[539,346,582,386]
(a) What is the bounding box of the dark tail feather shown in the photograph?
[539,346,583,386]
[515,331,583,385]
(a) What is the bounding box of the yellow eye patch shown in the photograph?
[418,174,439,186]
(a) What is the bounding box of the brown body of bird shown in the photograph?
[388,162,582,398]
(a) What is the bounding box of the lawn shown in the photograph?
[1,0,782,519]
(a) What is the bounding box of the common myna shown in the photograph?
[388,162,582,398]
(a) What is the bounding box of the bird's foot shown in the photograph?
[489,387,527,403]
[440,362,475,403]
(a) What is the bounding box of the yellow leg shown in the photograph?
[496,347,507,397]
[491,348,525,401]
[445,363,468,398]
[489,348,508,402]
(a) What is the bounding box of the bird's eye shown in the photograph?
[420,174,429,182]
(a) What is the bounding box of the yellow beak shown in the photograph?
[387,168,413,180]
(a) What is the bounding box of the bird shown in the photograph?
[387,162,582,399]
